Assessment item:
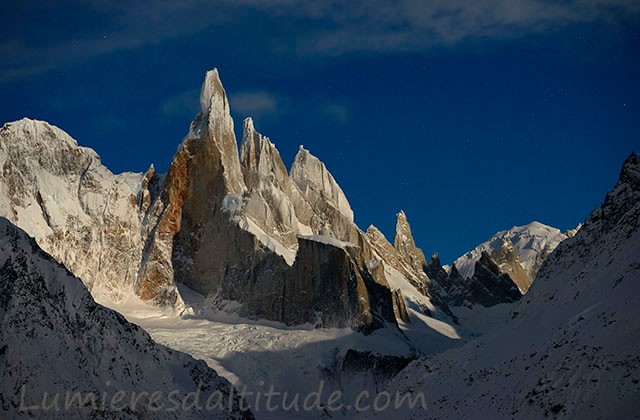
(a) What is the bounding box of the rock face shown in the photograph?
[471,252,522,305]
[490,239,530,291]
[137,69,247,308]
[290,146,358,242]
[0,218,252,420]
[367,224,429,296]
[383,153,640,419]
[239,117,300,249]
[428,252,522,309]
[0,118,144,303]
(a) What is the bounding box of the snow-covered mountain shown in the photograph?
[422,221,579,309]
[0,118,150,304]
[452,221,577,293]
[0,217,251,419]
[368,153,640,419]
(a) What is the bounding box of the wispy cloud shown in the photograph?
[228,89,352,126]
[160,89,200,119]
[322,103,350,124]
[159,84,351,126]
[267,0,640,54]
[230,91,280,119]
[225,0,640,52]
[2,0,638,81]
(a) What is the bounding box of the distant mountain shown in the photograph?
[452,221,579,293]
[372,153,640,419]
[0,217,251,419]
[421,221,580,310]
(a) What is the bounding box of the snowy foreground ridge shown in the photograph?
[0,218,252,419]
[0,67,638,419]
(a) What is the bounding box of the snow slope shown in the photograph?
[102,278,467,420]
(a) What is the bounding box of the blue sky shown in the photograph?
[1,0,639,262]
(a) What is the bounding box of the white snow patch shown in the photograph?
[240,216,297,265]
[298,234,356,249]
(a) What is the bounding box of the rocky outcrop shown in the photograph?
[472,252,522,304]
[424,252,449,289]
[367,216,455,321]
[366,224,429,295]
[432,253,522,309]
[320,349,414,405]
[489,238,531,292]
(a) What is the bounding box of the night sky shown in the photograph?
[1,1,639,263]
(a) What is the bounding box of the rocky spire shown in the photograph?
[430,252,442,267]
[195,68,245,195]
[200,69,229,118]
[290,146,354,222]
[239,117,300,249]
[136,68,249,306]
[424,252,445,283]
[240,117,289,190]
[393,210,427,272]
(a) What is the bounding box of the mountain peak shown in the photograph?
[522,220,545,229]
[244,116,255,131]
[199,68,224,114]
[394,210,413,244]
[619,151,640,190]
[1,117,82,150]
[587,151,640,231]
[290,146,354,222]
[197,67,237,143]
[240,117,288,189]
[393,210,427,271]
[453,219,569,284]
